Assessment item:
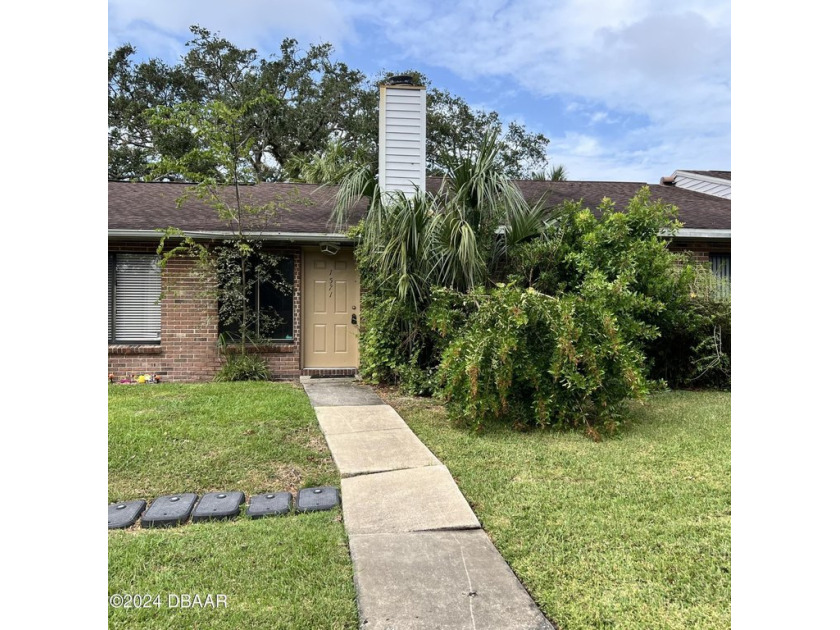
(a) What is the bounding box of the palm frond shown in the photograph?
[530,164,568,181]
[331,164,377,232]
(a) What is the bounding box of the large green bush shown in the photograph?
[437,283,648,433]
[436,190,683,430]
[506,190,731,392]
[355,293,439,393]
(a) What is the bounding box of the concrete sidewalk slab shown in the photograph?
[302,381,385,407]
[315,405,408,435]
[342,465,480,535]
[350,530,554,630]
[302,376,553,629]
[325,428,441,477]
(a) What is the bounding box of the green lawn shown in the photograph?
[108,382,339,502]
[108,383,357,629]
[385,389,731,630]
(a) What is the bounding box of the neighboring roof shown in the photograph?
[661,170,731,201]
[680,170,730,181]
[109,177,730,236]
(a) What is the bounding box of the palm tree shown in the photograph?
[333,130,563,305]
[286,138,369,185]
[530,164,567,181]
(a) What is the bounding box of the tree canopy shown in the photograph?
[108,25,551,182]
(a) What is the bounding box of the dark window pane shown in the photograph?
[258,257,294,340]
[219,256,294,342]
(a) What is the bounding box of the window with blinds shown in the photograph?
[108,253,161,343]
[709,253,731,300]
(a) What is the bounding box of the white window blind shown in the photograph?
[709,253,731,300]
[109,253,161,343]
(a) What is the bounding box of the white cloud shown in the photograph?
[354,0,730,180]
[357,1,729,112]
[547,119,730,183]
[108,0,358,58]
[554,132,603,158]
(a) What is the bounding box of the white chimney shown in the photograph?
[378,77,426,198]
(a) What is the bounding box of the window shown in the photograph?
[108,253,161,344]
[709,253,731,299]
[219,256,294,342]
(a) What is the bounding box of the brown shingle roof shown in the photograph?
[109,177,730,234]
[508,179,730,230]
[107,181,366,234]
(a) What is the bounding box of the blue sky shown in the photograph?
[108,0,730,184]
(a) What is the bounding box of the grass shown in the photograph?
[384,389,731,630]
[108,382,337,502]
[108,382,357,630]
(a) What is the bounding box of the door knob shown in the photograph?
[351,314,358,325]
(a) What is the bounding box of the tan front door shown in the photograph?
[303,247,360,368]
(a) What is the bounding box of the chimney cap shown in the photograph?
[384,74,417,86]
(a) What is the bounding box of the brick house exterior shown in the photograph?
[107,181,361,382]
[108,177,730,383]
[108,240,303,382]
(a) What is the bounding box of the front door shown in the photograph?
[303,248,360,368]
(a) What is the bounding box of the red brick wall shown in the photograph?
[108,241,302,382]
[667,239,730,264]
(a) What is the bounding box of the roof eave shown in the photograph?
[110,226,727,244]
[108,229,355,243]
[665,228,731,240]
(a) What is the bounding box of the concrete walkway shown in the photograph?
[301,377,553,630]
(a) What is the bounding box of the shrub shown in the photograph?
[353,212,473,395]
[356,294,412,386]
[344,134,544,395]
[214,352,271,382]
[644,263,731,389]
[507,190,729,391]
[687,267,731,389]
[437,283,648,432]
[436,189,708,431]
[356,290,464,396]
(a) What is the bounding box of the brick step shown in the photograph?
[301,368,358,378]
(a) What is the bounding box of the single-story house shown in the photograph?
[108,79,730,382]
